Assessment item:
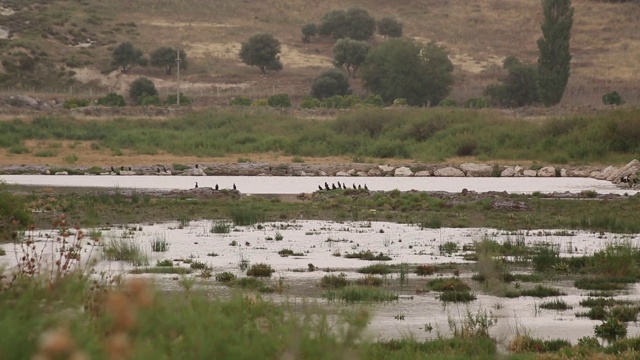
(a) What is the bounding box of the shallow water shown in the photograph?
[1,174,637,195]
[3,220,640,345]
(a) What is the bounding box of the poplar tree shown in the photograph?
[537,0,574,106]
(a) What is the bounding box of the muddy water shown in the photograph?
[1,175,637,195]
[3,220,640,345]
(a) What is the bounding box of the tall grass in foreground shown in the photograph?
[230,206,261,226]
[103,238,148,266]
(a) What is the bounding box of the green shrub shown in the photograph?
[602,91,624,106]
[215,271,237,283]
[246,263,275,277]
[97,93,126,107]
[438,291,477,303]
[129,77,158,102]
[166,93,192,106]
[230,96,252,106]
[103,238,148,266]
[251,99,269,107]
[311,68,350,99]
[63,97,90,109]
[300,97,321,109]
[415,265,436,276]
[344,250,391,261]
[211,222,231,234]
[363,94,385,107]
[392,98,408,106]
[320,273,349,288]
[138,95,162,106]
[358,264,392,274]
[595,317,627,342]
[323,286,398,303]
[156,259,173,267]
[438,98,457,107]
[267,93,292,108]
[427,278,470,292]
[464,98,489,109]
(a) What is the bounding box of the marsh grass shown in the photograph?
[323,286,398,303]
[103,238,148,266]
[539,299,572,310]
[358,264,393,275]
[246,263,275,277]
[129,267,191,274]
[439,291,477,303]
[344,250,391,261]
[415,265,436,276]
[211,222,231,234]
[150,233,169,252]
[230,206,261,226]
[427,278,470,292]
[519,285,566,298]
[574,277,635,291]
[320,273,349,288]
[354,275,384,287]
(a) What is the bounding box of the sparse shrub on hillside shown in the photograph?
[63,98,90,109]
[377,17,403,38]
[166,93,191,106]
[333,38,370,78]
[311,69,350,99]
[150,47,187,75]
[438,99,457,107]
[239,33,282,74]
[97,93,126,107]
[464,98,490,109]
[602,91,624,106]
[252,99,269,107]
[230,96,252,106]
[301,23,317,43]
[111,42,146,73]
[300,97,321,109]
[129,77,158,103]
[267,93,292,108]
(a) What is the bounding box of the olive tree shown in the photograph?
[150,47,187,75]
[361,39,453,106]
[333,38,370,78]
[484,56,539,107]
[111,42,145,73]
[239,33,283,74]
[301,23,317,43]
[318,7,375,40]
[377,17,403,38]
[310,69,350,99]
[129,77,158,103]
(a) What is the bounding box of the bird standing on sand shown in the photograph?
[233,183,237,191]
[318,185,323,191]
[364,184,369,191]
[195,182,198,188]
[325,182,330,191]
[215,184,219,190]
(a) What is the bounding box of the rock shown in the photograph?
[608,159,640,182]
[537,166,556,177]
[119,171,136,175]
[318,171,328,176]
[434,167,465,177]
[378,165,395,173]
[336,171,350,177]
[514,166,525,177]
[356,171,368,177]
[591,166,616,180]
[560,169,567,177]
[523,170,537,177]
[501,167,516,177]
[394,166,414,177]
[45,169,51,175]
[10,95,39,108]
[565,167,596,177]
[492,199,528,211]
[414,170,431,177]
[55,171,69,175]
[347,169,357,176]
[367,169,381,176]
[460,163,493,177]
[185,168,206,176]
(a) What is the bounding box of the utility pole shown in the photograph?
[176,48,181,106]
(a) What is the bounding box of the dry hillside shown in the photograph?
[0,0,639,106]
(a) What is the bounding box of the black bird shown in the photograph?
[358,184,362,190]
[364,184,369,191]
[121,166,124,171]
[195,182,198,188]
[110,166,115,172]
[215,184,219,191]
[332,183,337,190]
[233,183,237,191]
[324,182,330,191]
[162,166,167,173]
[318,185,323,191]
[195,164,199,169]
[343,182,347,189]
[128,167,132,171]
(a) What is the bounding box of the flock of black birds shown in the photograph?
[318,182,369,191]
[194,182,236,191]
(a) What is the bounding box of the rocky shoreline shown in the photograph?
[1,159,639,189]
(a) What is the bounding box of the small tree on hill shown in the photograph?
[150,47,187,75]
[484,56,539,107]
[239,33,282,74]
[333,38,370,78]
[111,42,145,73]
[537,0,573,106]
[310,69,350,99]
[318,7,375,40]
[377,17,403,38]
[129,77,157,103]
[301,23,317,43]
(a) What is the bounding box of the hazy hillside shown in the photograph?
[0,0,639,106]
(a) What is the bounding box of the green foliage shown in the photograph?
[103,238,148,266]
[251,99,269,107]
[230,205,261,226]
[311,68,350,99]
[165,93,191,106]
[63,97,90,109]
[333,38,370,78]
[392,98,408,106]
[0,183,32,242]
[267,93,292,108]
[211,222,231,234]
[239,33,282,74]
[320,273,349,288]
[595,317,627,342]
[97,93,126,107]
[603,91,624,106]
[150,47,187,75]
[138,95,161,106]
[438,98,457,107]
[111,41,145,73]
[215,271,236,283]
[246,263,275,277]
[301,23,317,43]
[361,39,453,106]
[358,264,392,274]
[377,17,403,38]
[323,286,398,303]
[229,96,252,106]
[129,77,158,103]
[318,7,376,40]
[427,278,470,292]
[537,0,574,106]
[300,97,321,109]
[363,95,385,107]
[439,291,477,303]
[344,250,391,261]
[484,57,539,107]
[464,98,490,109]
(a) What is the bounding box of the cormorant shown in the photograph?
[110,166,115,172]
[162,166,167,173]
[343,182,347,189]
[332,183,337,190]
[318,185,323,191]
[353,183,357,189]
[195,164,199,169]
[325,182,330,191]
[364,184,369,191]
[195,182,198,188]
[128,167,132,171]
[233,183,237,191]
[215,184,219,191]
[120,166,124,171]
[358,184,362,190]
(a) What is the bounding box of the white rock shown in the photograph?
[523,170,537,177]
[45,169,50,175]
[501,167,516,177]
[356,171,368,177]
[185,168,206,176]
[55,171,69,175]
[414,170,431,177]
[608,159,640,182]
[119,171,136,176]
[560,169,567,177]
[596,166,617,180]
[460,163,493,177]
[394,166,414,177]
[434,167,465,177]
[514,166,524,176]
[589,170,603,179]
[367,169,381,176]
[537,166,556,177]
[318,171,328,176]
[336,171,350,177]
[378,165,395,173]
[347,169,357,176]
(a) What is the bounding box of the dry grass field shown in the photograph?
[0,0,639,106]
